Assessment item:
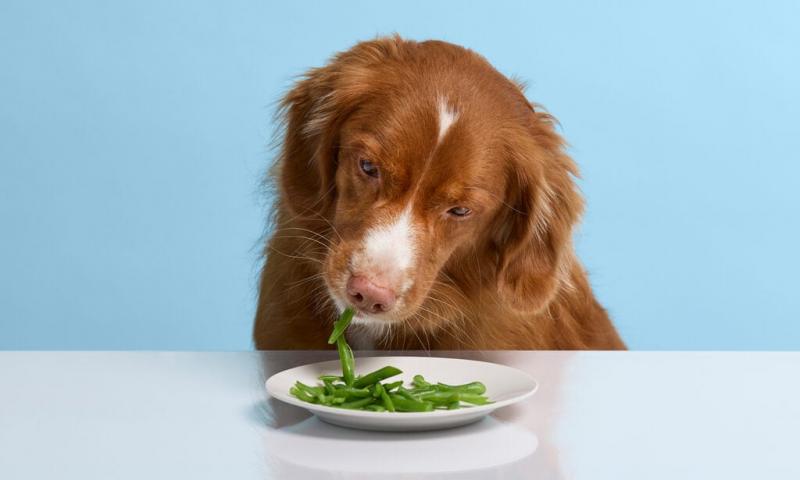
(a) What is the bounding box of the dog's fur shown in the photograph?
[254,36,625,350]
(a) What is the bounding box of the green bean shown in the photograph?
[396,386,418,401]
[412,374,430,388]
[289,386,316,403]
[340,396,376,409]
[336,336,355,386]
[419,391,460,405]
[408,386,437,396]
[322,379,336,396]
[376,383,396,412]
[388,394,434,412]
[383,380,403,392]
[436,381,487,395]
[295,381,325,403]
[459,393,492,405]
[289,308,493,411]
[352,366,403,388]
[327,307,355,344]
[336,386,372,398]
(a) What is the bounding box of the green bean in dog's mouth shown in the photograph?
[289,307,492,412]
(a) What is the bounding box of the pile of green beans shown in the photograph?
[289,307,491,412]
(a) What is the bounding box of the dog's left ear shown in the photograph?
[493,112,584,314]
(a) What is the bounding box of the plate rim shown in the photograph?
[265,356,538,420]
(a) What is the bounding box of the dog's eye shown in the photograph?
[447,206,472,218]
[359,158,379,178]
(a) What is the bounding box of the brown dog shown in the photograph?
[254,36,625,350]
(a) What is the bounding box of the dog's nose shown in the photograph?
[346,275,397,314]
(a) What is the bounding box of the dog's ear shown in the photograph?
[493,112,584,314]
[276,65,347,217]
[276,37,407,217]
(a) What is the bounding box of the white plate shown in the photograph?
[265,356,538,431]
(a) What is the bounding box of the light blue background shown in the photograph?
[1,1,798,350]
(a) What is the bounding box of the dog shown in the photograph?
[254,36,625,350]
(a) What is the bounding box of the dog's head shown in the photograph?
[277,37,582,329]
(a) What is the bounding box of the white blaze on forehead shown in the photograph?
[357,205,416,287]
[437,97,459,145]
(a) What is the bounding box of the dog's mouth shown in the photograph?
[322,245,429,329]
[332,296,403,326]
[351,310,403,326]
[329,292,404,325]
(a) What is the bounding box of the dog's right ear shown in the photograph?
[276,37,407,217]
[276,65,346,217]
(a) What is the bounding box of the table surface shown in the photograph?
[1,351,798,479]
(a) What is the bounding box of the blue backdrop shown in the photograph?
[1,0,798,350]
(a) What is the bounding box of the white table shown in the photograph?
[1,351,798,479]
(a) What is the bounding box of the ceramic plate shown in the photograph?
[266,356,538,431]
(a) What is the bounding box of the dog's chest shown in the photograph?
[347,328,377,351]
